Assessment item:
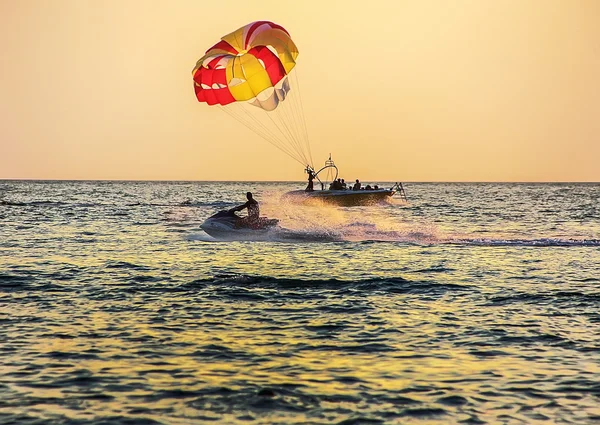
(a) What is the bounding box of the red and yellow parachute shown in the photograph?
[193,21,299,111]
[192,22,311,166]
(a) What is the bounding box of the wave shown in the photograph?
[446,238,600,247]
[0,199,232,208]
[178,200,232,208]
[2,274,473,307]
[183,273,473,295]
[3,197,235,209]
[487,290,600,306]
[104,260,152,271]
[0,200,67,207]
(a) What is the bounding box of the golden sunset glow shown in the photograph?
[1,0,599,181]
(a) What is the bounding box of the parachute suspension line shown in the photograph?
[295,74,313,169]
[278,80,304,161]
[288,82,310,166]
[220,105,281,150]
[215,73,313,168]
[276,83,307,164]
[261,98,310,166]
[281,73,312,168]
[274,78,306,166]
[238,60,309,166]
[274,92,300,152]
[260,109,299,162]
[221,107,298,163]
[264,104,302,161]
[291,69,313,168]
[269,90,308,165]
[285,74,308,162]
[233,106,298,160]
[236,106,306,165]
[219,105,306,166]
[233,53,308,165]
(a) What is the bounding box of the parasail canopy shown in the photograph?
[192,21,312,167]
[193,21,299,111]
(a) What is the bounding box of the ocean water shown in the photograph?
[1,180,599,425]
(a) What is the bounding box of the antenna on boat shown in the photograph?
[325,154,335,168]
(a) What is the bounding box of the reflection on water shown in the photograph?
[1,181,600,424]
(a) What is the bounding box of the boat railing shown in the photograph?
[391,182,408,201]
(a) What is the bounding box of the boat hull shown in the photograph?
[283,189,396,207]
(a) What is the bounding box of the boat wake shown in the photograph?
[191,228,600,247]
[189,191,599,247]
[445,238,600,247]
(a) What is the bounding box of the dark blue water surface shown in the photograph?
[1,181,599,424]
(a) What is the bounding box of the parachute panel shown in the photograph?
[248,46,286,86]
[221,27,245,52]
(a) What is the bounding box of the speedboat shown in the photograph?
[283,156,407,207]
[284,187,398,207]
[200,209,279,239]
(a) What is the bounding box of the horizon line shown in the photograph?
[1,178,599,184]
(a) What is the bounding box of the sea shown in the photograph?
[1,180,599,425]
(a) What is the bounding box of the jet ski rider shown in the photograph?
[231,192,259,227]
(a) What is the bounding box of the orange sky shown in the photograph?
[1,0,599,181]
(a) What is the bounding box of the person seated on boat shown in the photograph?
[374,185,379,190]
[365,184,372,190]
[352,179,361,191]
[341,179,347,189]
[232,192,259,226]
[329,179,342,190]
[305,169,315,192]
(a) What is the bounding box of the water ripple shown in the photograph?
[1,181,599,424]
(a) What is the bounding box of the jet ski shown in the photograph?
[200,209,280,239]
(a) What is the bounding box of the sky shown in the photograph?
[1,0,599,182]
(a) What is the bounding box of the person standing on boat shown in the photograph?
[232,192,259,226]
[305,169,315,192]
[353,179,361,191]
